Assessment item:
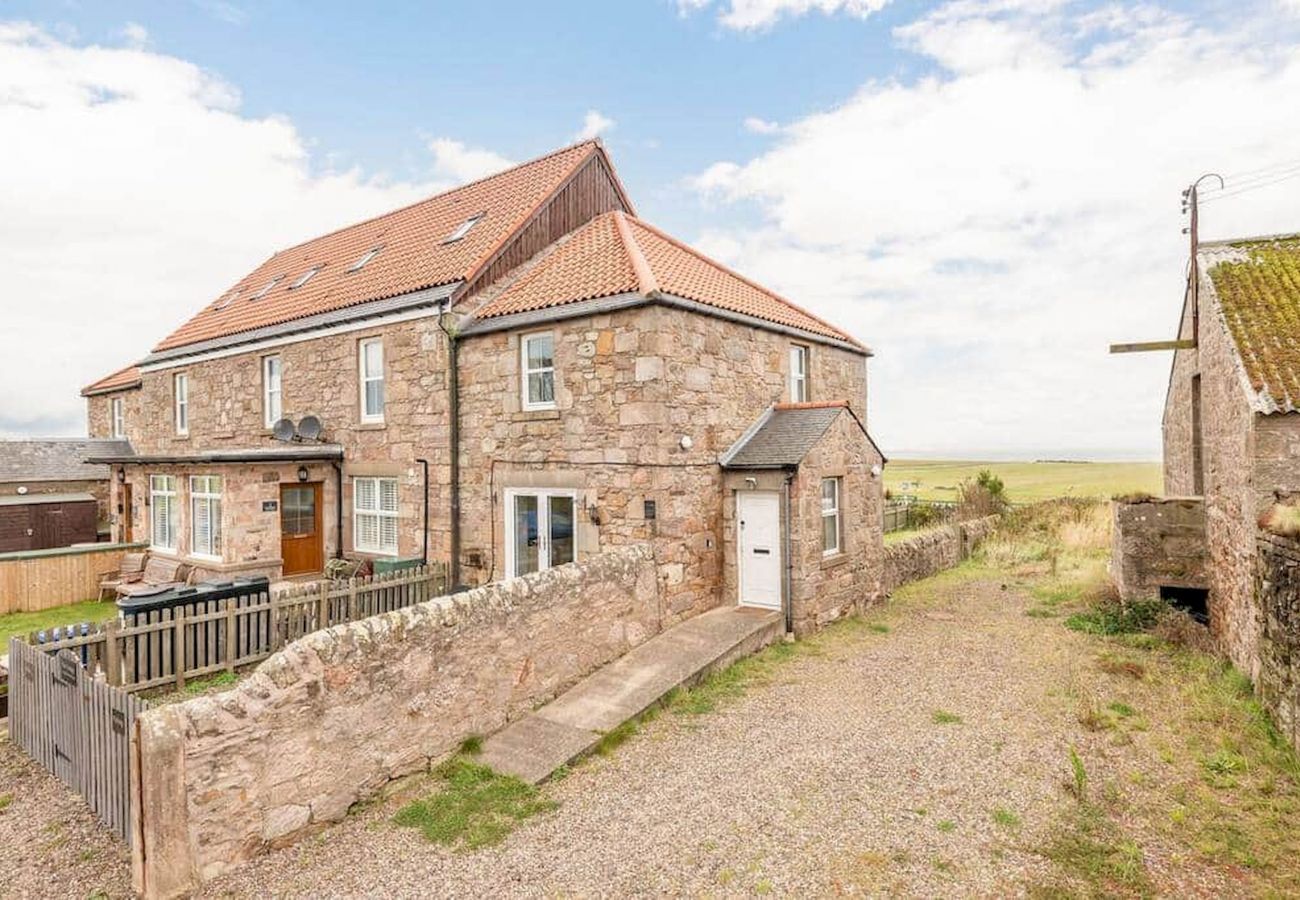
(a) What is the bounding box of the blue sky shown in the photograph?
[3,0,1300,457]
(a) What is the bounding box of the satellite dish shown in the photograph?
[297,415,323,442]
[271,418,296,442]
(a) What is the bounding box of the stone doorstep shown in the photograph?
[477,606,783,784]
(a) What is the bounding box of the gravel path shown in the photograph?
[0,573,1251,897]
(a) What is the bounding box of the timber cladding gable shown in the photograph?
[455,151,633,304]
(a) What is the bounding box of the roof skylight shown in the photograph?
[213,289,240,310]
[348,247,382,272]
[250,276,283,300]
[290,266,322,289]
[443,213,485,244]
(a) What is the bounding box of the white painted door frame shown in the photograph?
[504,487,579,578]
[737,490,782,611]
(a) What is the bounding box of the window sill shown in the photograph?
[821,551,849,570]
[515,408,560,421]
[357,421,387,431]
[352,548,399,559]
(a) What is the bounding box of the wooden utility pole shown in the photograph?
[1108,173,1222,355]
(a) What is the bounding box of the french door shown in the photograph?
[505,489,576,578]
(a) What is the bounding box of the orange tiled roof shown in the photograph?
[1202,234,1300,413]
[81,364,142,396]
[473,211,863,348]
[154,141,615,352]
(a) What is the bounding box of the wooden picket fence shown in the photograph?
[26,563,447,695]
[7,639,147,844]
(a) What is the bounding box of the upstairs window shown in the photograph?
[821,477,841,556]
[443,212,484,244]
[522,332,556,411]
[289,266,321,289]
[250,276,283,300]
[790,345,808,403]
[348,246,382,272]
[354,476,398,555]
[174,373,189,436]
[150,474,178,552]
[263,355,282,428]
[190,475,223,559]
[111,397,125,438]
[359,338,385,423]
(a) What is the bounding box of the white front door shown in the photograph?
[737,491,782,610]
[505,489,577,578]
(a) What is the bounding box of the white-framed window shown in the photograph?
[505,488,578,578]
[790,345,808,403]
[150,474,178,552]
[348,246,382,272]
[174,373,189,436]
[189,475,223,559]
[359,338,385,423]
[521,332,556,410]
[250,275,282,300]
[263,355,282,428]
[821,477,841,556]
[289,266,321,289]
[111,397,125,438]
[353,476,399,555]
[443,212,484,244]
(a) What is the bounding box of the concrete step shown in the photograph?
[478,605,783,784]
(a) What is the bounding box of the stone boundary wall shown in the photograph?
[1254,533,1300,751]
[132,544,661,899]
[881,516,999,595]
[1110,497,1207,601]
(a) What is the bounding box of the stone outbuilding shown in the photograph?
[1158,233,1300,677]
[0,438,131,550]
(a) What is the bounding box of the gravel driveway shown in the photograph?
[0,570,1256,897]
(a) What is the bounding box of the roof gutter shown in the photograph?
[86,446,345,466]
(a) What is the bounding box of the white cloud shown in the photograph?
[575,109,616,141]
[743,116,781,134]
[426,138,513,183]
[680,0,892,30]
[0,23,502,437]
[691,0,1300,457]
[117,22,149,49]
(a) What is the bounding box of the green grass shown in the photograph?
[1064,598,1164,636]
[0,793,12,812]
[937,819,957,833]
[932,709,963,725]
[1036,804,1151,896]
[0,600,115,646]
[392,758,557,850]
[992,807,1022,829]
[885,459,1160,503]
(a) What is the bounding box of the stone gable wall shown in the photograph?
[881,516,999,596]
[87,387,143,440]
[132,543,662,899]
[1162,277,1261,678]
[1110,497,1208,600]
[788,412,884,634]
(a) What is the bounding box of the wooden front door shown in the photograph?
[280,483,323,576]
[120,483,133,543]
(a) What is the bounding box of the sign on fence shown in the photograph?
[7,638,147,845]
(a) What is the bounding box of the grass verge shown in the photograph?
[0,600,115,646]
[393,758,557,850]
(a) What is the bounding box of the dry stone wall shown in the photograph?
[881,516,998,596]
[132,544,661,898]
[1254,533,1300,751]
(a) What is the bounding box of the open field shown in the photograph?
[0,599,114,646]
[885,459,1162,503]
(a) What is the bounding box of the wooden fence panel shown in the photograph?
[7,638,145,845]
[0,543,148,614]
[22,563,447,696]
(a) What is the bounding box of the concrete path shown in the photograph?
[478,605,782,783]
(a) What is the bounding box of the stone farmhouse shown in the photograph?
[82,141,884,634]
[1160,233,1300,676]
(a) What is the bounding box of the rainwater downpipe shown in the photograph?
[782,470,795,637]
[330,460,344,559]
[416,457,429,566]
[437,303,462,590]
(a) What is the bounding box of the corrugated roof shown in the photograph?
[1200,234,1300,413]
[0,439,130,483]
[81,364,141,396]
[471,211,864,348]
[153,141,617,353]
[721,402,849,469]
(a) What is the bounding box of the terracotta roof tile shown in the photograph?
[81,364,141,396]
[1202,234,1300,413]
[474,211,863,348]
[154,142,607,352]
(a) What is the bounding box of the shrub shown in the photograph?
[1065,592,1165,636]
